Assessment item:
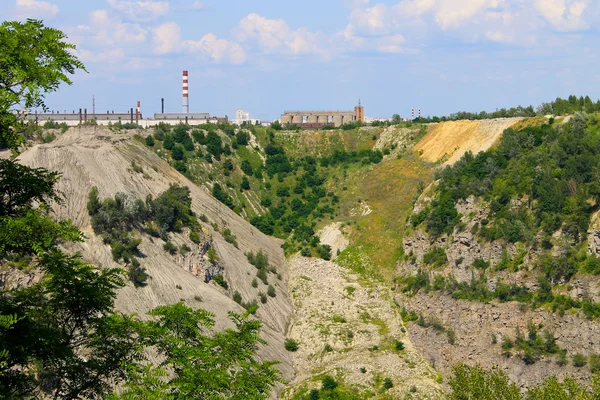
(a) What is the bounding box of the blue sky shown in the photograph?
[3,0,600,120]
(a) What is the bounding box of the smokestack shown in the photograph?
[418,108,421,119]
[161,98,164,114]
[136,101,141,115]
[182,70,189,114]
[411,107,414,120]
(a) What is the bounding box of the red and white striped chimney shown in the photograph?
[136,101,141,115]
[182,70,189,114]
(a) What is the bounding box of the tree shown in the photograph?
[0,20,282,399]
[145,135,155,147]
[241,176,250,191]
[449,364,521,400]
[117,304,282,399]
[0,19,86,149]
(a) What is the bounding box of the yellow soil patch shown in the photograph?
[414,118,522,165]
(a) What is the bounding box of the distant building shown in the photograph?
[232,109,260,126]
[280,101,365,128]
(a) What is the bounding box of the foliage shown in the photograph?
[284,338,299,352]
[117,304,282,399]
[0,19,86,149]
[449,364,600,400]
[423,246,448,268]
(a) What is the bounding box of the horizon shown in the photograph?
[2,0,599,120]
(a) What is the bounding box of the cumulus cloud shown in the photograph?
[14,0,59,19]
[534,0,589,31]
[434,0,503,30]
[152,21,181,54]
[107,0,169,22]
[186,34,246,64]
[235,13,327,56]
[377,34,408,53]
[152,21,245,64]
[88,9,148,46]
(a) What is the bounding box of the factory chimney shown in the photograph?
[136,101,141,115]
[161,98,164,114]
[182,70,189,114]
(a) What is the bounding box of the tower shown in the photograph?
[182,70,189,114]
[354,99,365,123]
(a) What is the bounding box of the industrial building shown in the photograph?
[280,101,364,128]
[25,70,227,128]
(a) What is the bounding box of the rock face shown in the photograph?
[283,256,445,399]
[16,127,294,386]
[400,194,600,390]
[398,292,600,389]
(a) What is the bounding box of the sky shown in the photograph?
[2,0,600,120]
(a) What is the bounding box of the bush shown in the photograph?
[145,135,155,147]
[473,258,490,270]
[395,340,405,350]
[163,241,177,255]
[223,229,238,246]
[284,338,299,352]
[260,293,267,304]
[127,258,148,288]
[189,230,201,244]
[267,285,276,297]
[321,376,338,391]
[251,278,258,288]
[573,353,587,367]
[256,268,268,285]
[382,378,393,390]
[423,246,448,268]
[233,291,242,305]
[318,244,332,261]
[213,274,228,289]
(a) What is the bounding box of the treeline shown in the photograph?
[410,95,600,123]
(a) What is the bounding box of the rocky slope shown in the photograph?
[283,255,445,398]
[15,127,295,384]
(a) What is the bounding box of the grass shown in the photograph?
[335,154,434,283]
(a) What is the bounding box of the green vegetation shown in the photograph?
[449,363,600,399]
[285,338,299,352]
[88,185,204,287]
[498,322,561,365]
[0,20,280,399]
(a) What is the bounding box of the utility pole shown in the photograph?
[92,95,95,115]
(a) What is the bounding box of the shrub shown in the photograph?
[223,229,238,246]
[145,135,155,147]
[267,285,276,297]
[321,376,338,391]
[163,241,177,255]
[395,340,405,350]
[257,268,268,285]
[284,338,299,352]
[324,344,333,352]
[251,278,258,288]
[127,258,148,288]
[213,274,228,289]
[473,258,490,270]
[382,378,393,390]
[319,244,332,261]
[189,230,201,244]
[423,246,448,268]
[233,291,242,304]
[573,353,587,367]
[260,293,267,304]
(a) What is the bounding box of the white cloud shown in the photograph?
[152,21,245,64]
[377,34,407,53]
[534,0,589,31]
[88,9,148,46]
[186,34,246,64]
[235,13,327,56]
[152,21,181,54]
[434,0,504,30]
[14,0,59,19]
[107,0,169,22]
